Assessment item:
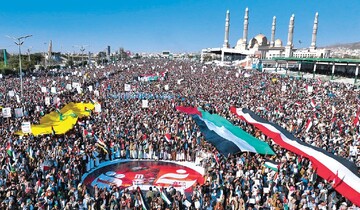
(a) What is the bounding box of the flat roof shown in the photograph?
[272,57,360,64]
[273,57,360,64]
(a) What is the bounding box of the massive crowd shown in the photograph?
[0,58,359,210]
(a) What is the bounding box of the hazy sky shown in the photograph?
[0,0,359,53]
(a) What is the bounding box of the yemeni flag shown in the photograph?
[6,142,13,156]
[305,118,313,132]
[94,135,108,153]
[230,107,360,207]
[137,187,150,210]
[176,106,275,156]
[310,99,317,109]
[164,133,171,143]
[264,159,280,172]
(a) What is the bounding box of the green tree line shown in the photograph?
[0,52,43,75]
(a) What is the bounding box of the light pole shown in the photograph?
[80,46,85,66]
[7,34,33,102]
[74,45,88,67]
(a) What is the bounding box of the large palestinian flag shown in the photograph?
[230,107,360,207]
[176,106,275,156]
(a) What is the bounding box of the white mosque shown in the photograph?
[201,8,331,63]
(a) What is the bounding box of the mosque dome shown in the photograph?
[236,38,244,46]
[248,38,258,49]
[254,34,268,46]
[274,39,283,47]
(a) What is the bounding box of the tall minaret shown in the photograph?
[287,14,295,47]
[270,16,276,47]
[223,10,230,48]
[241,7,249,50]
[47,40,52,65]
[48,40,52,58]
[285,14,295,57]
[310,12,319,50]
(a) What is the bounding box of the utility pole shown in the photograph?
[6,34,33,102]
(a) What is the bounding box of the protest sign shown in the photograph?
[45,97,50,106]
[8,91,14,97]
[95,103,102,113]
[15,108,24,118]
[124,84,131,92]
[21,122,31,134]
[142,100,149,108]
[51,87,57,94]
[2,107,11,118]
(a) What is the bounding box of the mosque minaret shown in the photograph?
[223,10,230,48]
[201,7,330,62]
[310,12,319,50]
[270,16,276,47]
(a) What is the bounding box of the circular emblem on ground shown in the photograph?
[82,160,204,194]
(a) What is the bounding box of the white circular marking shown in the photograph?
[106,171,116,177]
[176,169,186,174]
[115,174,125,179]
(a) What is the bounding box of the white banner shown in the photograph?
[164,84,169,91]
[94,90,99,97]
[2,107,11,118]
[77,86,82,94]
[124,84,131,92]
[177,79,183,85]
[281,85,287,92]
[15,95,20,103]
[142,100,149,108]
[41,87,47,93]
[72,82,80,88]
[65,76,69,80]
[51,87,57,94]
[21,122,32,134]
[8,91,14,97]
[308,86,313,93]
[66,84,72,90]
[45,97,50,106]
[95,103,102,113]
[88,85,93,92]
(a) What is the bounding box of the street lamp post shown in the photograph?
[7,35,32,102]
[80,46,85,66]
[73,45,88,67]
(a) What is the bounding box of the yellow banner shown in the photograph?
[16,102,95,136]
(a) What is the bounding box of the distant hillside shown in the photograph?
[324,42,360,50]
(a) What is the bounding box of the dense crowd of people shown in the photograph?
[0,58,359,209]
